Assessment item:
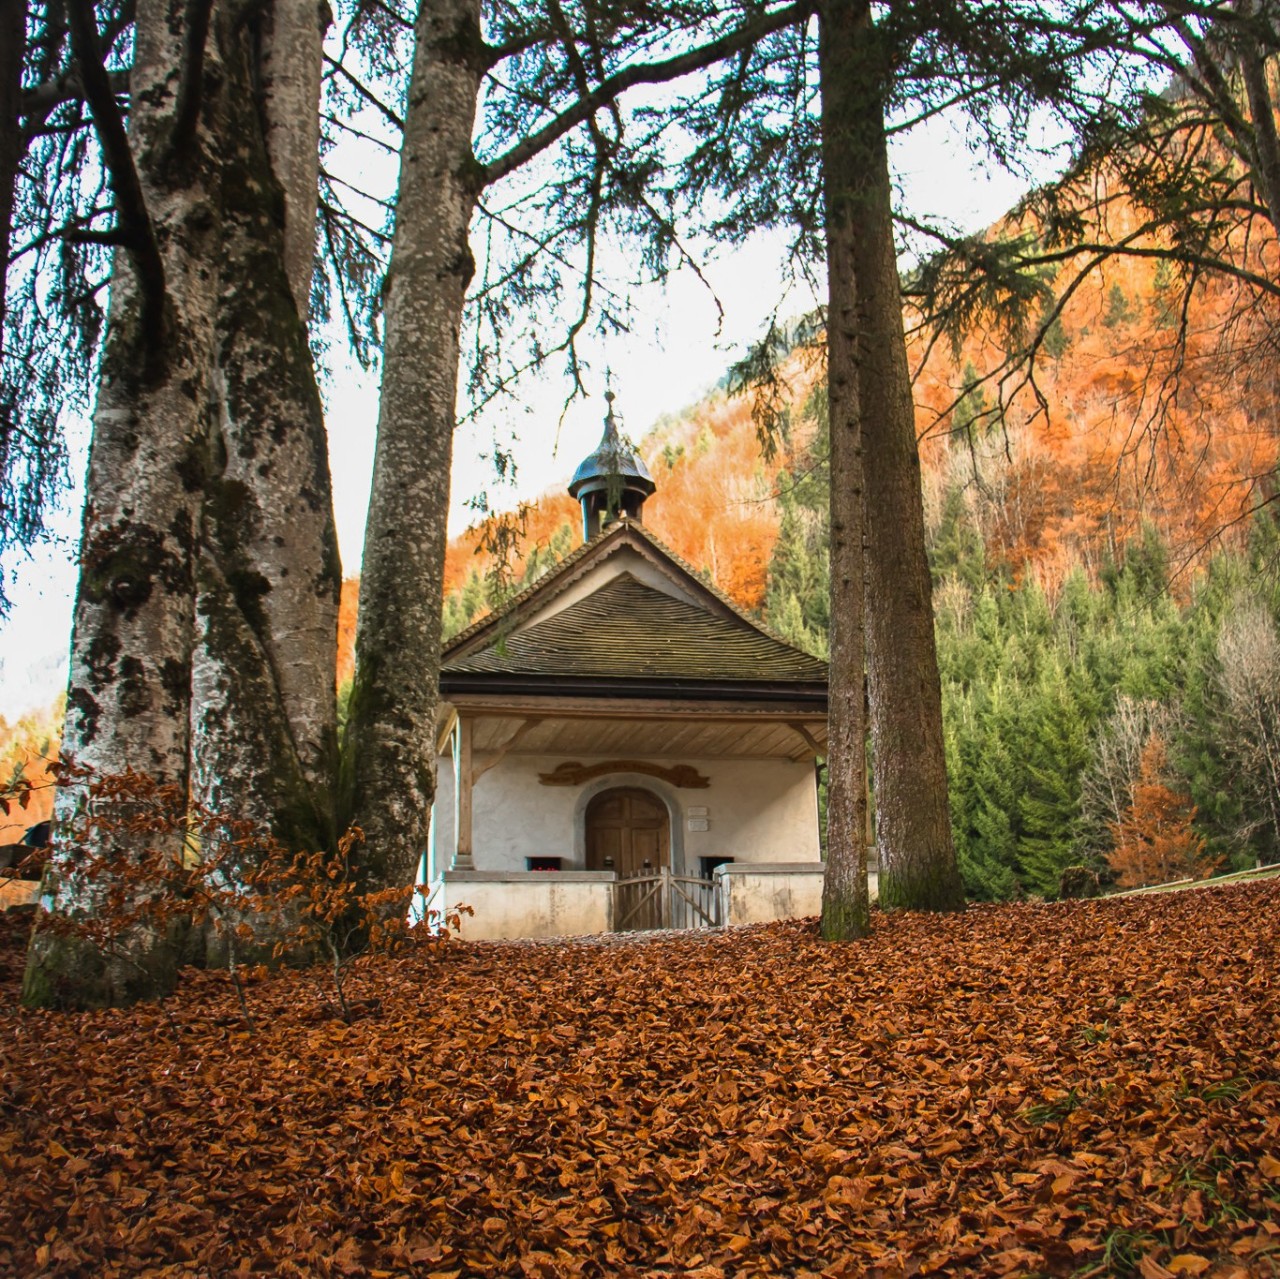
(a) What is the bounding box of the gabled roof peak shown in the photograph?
[441,517,824,680]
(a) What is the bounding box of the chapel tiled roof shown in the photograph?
[443,572,827,685]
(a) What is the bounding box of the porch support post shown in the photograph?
[452,715,475,870]
[866,770,876,870]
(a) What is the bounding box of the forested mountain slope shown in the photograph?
[407,185,1280,899]
[435,204,1277,622]
[13,184,1274,897]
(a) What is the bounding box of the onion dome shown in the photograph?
[568,390,656,542]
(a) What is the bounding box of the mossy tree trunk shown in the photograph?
[27,0,338,1005]
[25,0,229,1007]
[818,0,872,941]
[344,0,484,892]
[191,1,339,861]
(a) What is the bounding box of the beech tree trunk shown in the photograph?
[818,0,871,941]
[260,0,328,316]
[25,0,229,1007]
[191,3,339,856]
[344,0,484,890]
[27,0,338,1004]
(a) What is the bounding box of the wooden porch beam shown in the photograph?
[436,706,459,756]
[786,720,824,761]
[474,717,543,782]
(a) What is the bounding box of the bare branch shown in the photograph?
[483,1,815,186]
[323,52,404,133]
[20,66,131,117]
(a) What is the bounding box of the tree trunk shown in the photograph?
[1236,12,1280,239]
[25,0,228,1007]
[260,0,328,316]
[825,1,965,915]
[818,0,870,941]
[857,100,964,910]
[27,0,337,1003]
[0,0,23,340]
[191,1,339,858]
[344,0,484,891]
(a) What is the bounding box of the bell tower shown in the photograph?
[567,390,656,542]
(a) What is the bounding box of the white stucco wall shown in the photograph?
[711,862,821,925]
[437,871,613,939]
[431,750,821,877]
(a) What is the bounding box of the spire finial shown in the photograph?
[603,372,619,435]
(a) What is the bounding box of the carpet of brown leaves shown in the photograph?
[1,882,1278,1278]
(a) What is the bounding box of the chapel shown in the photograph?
[424,394,833,936]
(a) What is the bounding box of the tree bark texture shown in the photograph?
[818,0,871,941]
[260,0,329,316]
[191,2,339,855]
[26,0,229,1006]
[0,0,24,344]
[840,15,965,914]
[345,0,484,891]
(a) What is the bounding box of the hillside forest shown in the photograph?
[412,208,1280,902]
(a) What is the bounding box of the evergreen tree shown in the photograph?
[950,689,1024,900]
[1017,663,1092,897]
[929,485,986,594]
[765,393,831,658]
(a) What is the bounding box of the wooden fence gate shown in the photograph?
[614,867,721,932]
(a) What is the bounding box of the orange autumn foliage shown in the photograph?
[336,577,359,691]
[0,701,61,846]
[1109,733,1212,887]
[913,179,1280,594]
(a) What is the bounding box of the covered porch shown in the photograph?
[430,692,830,878]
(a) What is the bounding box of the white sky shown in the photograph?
[0,113,1046,722]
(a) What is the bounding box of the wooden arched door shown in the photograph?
[585,787,670,877]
